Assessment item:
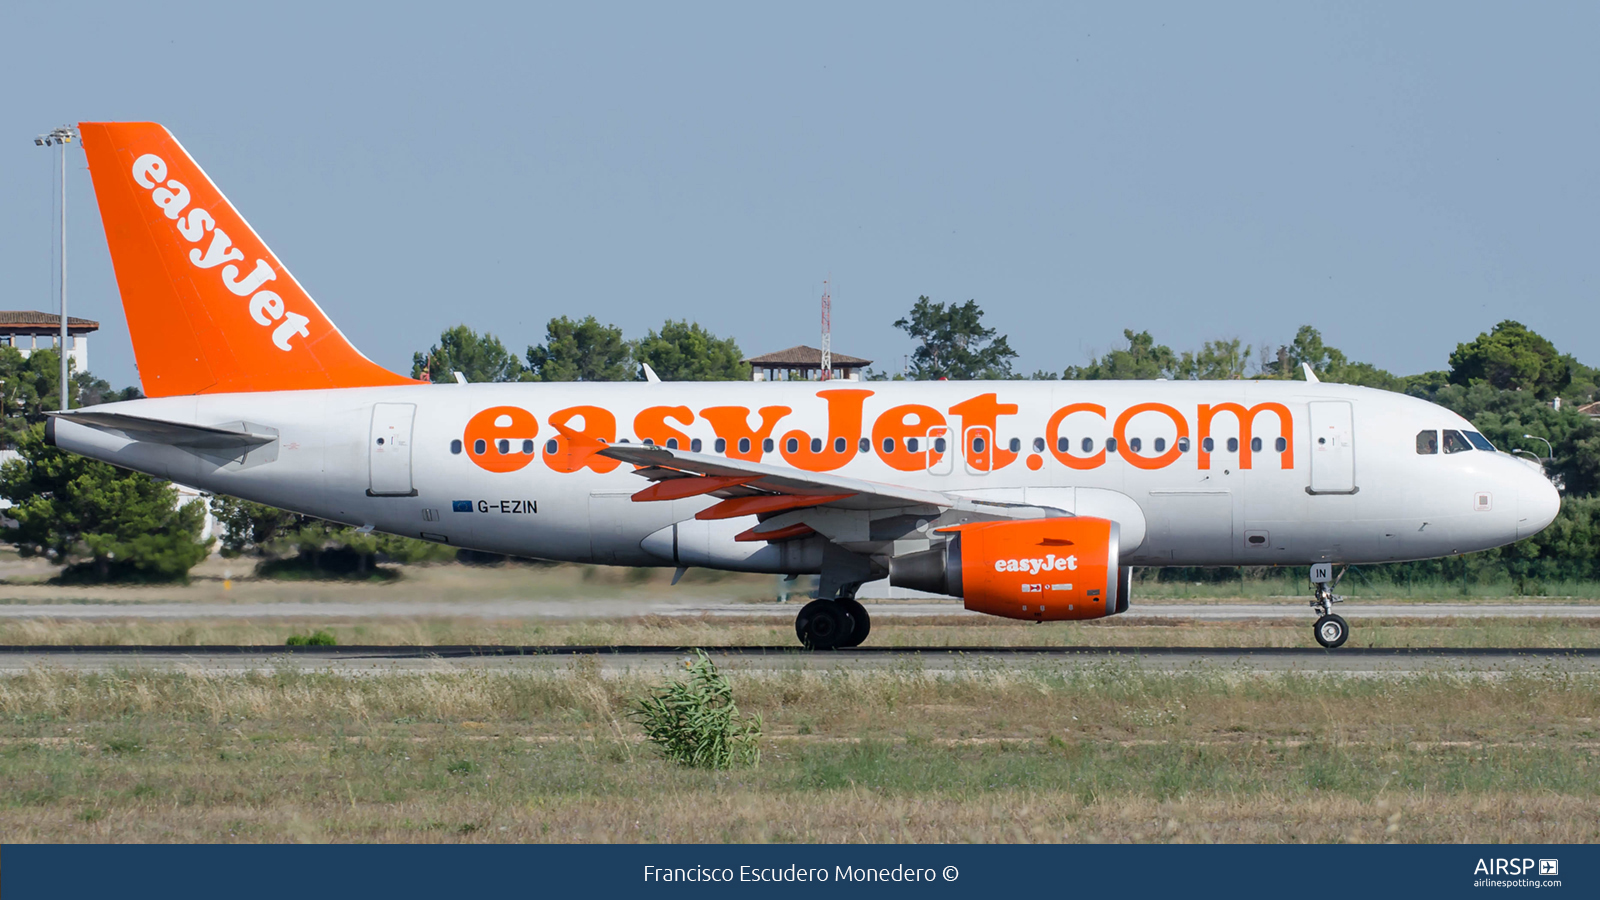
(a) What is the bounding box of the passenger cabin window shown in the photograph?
[763,438,775,452]
[883,437,896,453]
[1178,437,1191,452]
[1275,436,1287,452]
[1128,437,1142,453]
[715,438,727,453]
[906,437,919,453]
[1105,437,1118,453]
[1008,437,1021,453]
[1202,437,1214,453]
[691,438,703,453]
[859,437,870,453]
[1081,437,1093,453]
[1416,430,1437,455]
[1154,437,1166,452]
[1057,436,1070,453]
[522,439,534,454]
[1443,429,1473,454]
[737,437,750,454]
[1226,437,1239,453]
[1033,437,1046,453]
[450,439,463,455]
[1465,431,1496,451]
[1250,437,1262,452]
[933,437,947,453]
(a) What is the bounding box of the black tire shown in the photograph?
[835,598,871,648]
[1313,613,1349,649]
[795,599,855,650]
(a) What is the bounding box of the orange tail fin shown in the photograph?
[78,122,418,397]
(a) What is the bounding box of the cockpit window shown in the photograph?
[1415,430,1438,455]
[1464,431,1496,452]
[1443,429,1473,454]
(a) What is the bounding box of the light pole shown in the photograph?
[35,125,76,410]
[1523,434,1554,461]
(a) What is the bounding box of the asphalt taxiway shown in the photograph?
[2,644,1596,676]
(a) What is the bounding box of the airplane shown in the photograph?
[46,121,1562,650]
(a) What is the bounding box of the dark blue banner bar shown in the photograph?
[3,844,1592,898]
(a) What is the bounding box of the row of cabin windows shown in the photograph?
[449,433,1291,457]
[1415,429,1495,455]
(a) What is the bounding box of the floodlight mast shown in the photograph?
[36,125,77,410]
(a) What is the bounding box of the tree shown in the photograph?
[0,424,210,581]
[632,320,749,381]
[210,496,304,556]
[73,371,142,407]
[411,326,526,383]
[1063,330,1180,380]
[526,316,634,382]
[209,496,454,575]
[0,347,70,447]
[1177,338,1252,380]
[893,297,1017,380]
[1268,325,1405,391]
[1448,320,1571,399]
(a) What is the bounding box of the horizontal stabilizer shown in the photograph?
[48,411,277,450]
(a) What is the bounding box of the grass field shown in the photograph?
[2,555,1599,606]
[2,557,1597,843]
[1,662,1596,843]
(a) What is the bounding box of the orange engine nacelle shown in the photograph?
[888,517,1131,621]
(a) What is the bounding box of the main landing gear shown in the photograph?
[1310,566,1349,649]
[795,593,871,650]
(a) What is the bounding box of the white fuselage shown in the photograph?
[49,379,1560,571]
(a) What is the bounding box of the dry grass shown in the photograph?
[1,662,1596,842]
[1,614,1596,649]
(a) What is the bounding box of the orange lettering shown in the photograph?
[871,404,947,472]
[780,389,874,472]
[633,405,693,450]
[1045,403,1106,470]
[1197,402,1294,470]
[700,405,790,462]
[948,393,1020,471]
[1113,403,1189,470]
[544,405,621,473]
[462,406,539,473]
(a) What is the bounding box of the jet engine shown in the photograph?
[888,516,1131,620]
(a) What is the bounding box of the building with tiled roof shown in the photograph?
[745,345,872,382]
[0,311,98,372]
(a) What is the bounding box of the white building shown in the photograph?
[0,311,97,374]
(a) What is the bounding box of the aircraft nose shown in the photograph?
[1518,468,1561,539]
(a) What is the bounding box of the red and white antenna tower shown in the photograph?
[819,279,832,382]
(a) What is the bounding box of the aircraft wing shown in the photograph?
[48,411,277,450]
[597,443,953,513]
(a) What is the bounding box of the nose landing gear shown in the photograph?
[1309,565,1349,648]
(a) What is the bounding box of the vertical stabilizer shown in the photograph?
[78,122,417,397]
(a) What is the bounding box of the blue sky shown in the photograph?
[2,2,1596,389]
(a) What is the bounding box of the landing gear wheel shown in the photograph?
[795,599,855,650]
[1313,614,1349,649]
[835,598,871,648]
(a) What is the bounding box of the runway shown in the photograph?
[0,599,1594,620]
[3,644,1597,675]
